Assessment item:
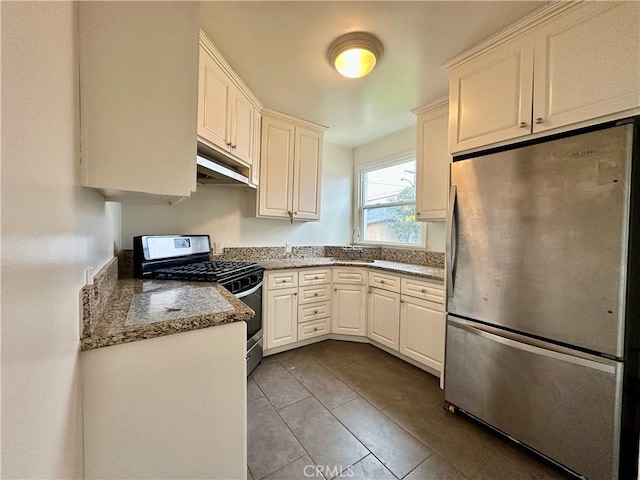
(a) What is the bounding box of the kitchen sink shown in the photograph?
[330,258,375,263]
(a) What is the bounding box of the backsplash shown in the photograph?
[120,245,445,269]
[224,245,444,268]
[221,246,326,261]
[80,254,120,339]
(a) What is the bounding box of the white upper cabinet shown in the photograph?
[412,99,451,221]
[79,2,199,203]
[197,32,261,168]
[198,46,231,153]
[446,1,640,154]
[532,2,640,134]
[448,39,534,153]
[258,110,326,222]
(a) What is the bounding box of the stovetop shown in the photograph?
[153,260,259,282]
[133,235,264,294]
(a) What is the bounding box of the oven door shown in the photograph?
[236,281,263,347]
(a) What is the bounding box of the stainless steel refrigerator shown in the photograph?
[444,119,640,480]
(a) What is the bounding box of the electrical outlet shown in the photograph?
[214,242,224,255]
[285,243,292,253]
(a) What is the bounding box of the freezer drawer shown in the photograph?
[445,316,622,480]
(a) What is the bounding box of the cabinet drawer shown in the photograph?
[368,271,401,292]
[401,277,445,304]
[267,271,298,290]
[299,268,331,286]
[332,267,367,285]
[298,284,331,305]
[298,301,330,323]
[298,319,329,340]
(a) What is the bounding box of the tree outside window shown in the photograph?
[360,159,422,246]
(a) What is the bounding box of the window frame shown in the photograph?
[354,152,426,248]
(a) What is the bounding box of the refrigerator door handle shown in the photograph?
[446,184,458,298]
[448,316,618,373]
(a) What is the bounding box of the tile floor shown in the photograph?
[247,340,573,480]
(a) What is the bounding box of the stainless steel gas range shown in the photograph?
[133,234,264,375]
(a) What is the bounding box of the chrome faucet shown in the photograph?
[351,227,361,247]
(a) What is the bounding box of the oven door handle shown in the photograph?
[235,281,263,299]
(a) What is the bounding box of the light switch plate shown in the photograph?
[213,242,224,255]
[285,243,292,253]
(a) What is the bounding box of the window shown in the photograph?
[358,157,423,246]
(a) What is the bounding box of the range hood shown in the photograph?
[196,154,249,186]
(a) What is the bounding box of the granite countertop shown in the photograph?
[257,257,445,283]
[81,278,254,351]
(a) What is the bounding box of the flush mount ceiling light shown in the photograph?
[328,31,384,79]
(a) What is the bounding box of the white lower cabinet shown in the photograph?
[367,287,400,350]
[264,266,444,377]
[82,323,247,480]
[265,287,298,349]
[399,296,445,372]
[332,284,367,336]
[264,268,331,351]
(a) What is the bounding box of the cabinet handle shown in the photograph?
[380,280,385,284]
[334,288,337,292]
[400,299,405,304]
[287,210,293,223]
[314,293,318,297]
[314,276,319,279]
[313,327,318,331]
[232,144,237,149]
[421,288,427,293]
[293,292,298,296]
[313,310,318,314]
[535,117,543,124]
[416,212,421,216]
[519,122,527,128]
[368,288,372,294]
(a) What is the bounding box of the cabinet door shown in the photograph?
[367,288,400,350]
[332,285,366,336]
[229,87,254,164]
[400,297,445,373]
[292,127,322,221]
[79,2,198,199]
[449,39,534,153]
[258,116,295,219]
[265,288,298,349]
[532,2,640,133]
[416,103,450,220]
[198,45,231,152]
[249,111,261,187]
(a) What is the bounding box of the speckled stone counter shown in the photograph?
[81,278,254,351]
[257,257,445,283]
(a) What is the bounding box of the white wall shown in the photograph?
[121,142,353,249]
[354,126,446,252]
[1,3,121,478]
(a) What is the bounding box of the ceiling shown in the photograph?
[200,1,547,148]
